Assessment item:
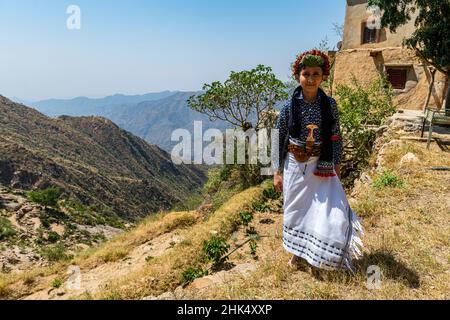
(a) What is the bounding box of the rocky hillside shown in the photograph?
[0,95,206,220]
[0,185,124,273]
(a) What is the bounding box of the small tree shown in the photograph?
[188,65,288,188]
[368,0,450,112]
[188,64,288,131]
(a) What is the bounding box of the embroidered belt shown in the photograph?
[288,143,321,163]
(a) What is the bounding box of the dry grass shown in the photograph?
[193,136,450,300]
[0,185,264,300]
[0,210,202,299]
[92,185,265,300]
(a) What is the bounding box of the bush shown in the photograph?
[41,243,72,262]
[47,231,60,243]
[373,170,404,189]
[202,235,230,265]
[181,267,208,285]
[251,198,269,212]
[27,186,62,207]
[335,75,396,186]
[61,200,124,228]
[0,218,16,240]
[262,185,280,201]
[239,211,253,226]
[51,278,63,289]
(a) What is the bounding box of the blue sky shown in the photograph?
[0,0,346,100]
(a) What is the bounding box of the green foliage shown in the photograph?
[202,235,230,265]
[368,0,450,75]
[203,168,224,194]
[51,278,63,289]
[201,167,243,212]
[181,267,209,285]
[0,218,16,240]
[188,64,288,130]
[336,75,395,127]
[27,186,62,207]
[239,211,253,227]
[47,231,60,243]
[40,243,72,262]
[251,198,269,213]
[249,240,258,256]
[335,75,396,186]
[188,65,288,190]
[62,200,124,228]
[262,184,280,201]
[373,170,405,189]
[145,256,154,263]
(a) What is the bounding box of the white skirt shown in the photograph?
[283,153,364,271]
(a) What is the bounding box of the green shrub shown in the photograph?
[335,75,396,187]
[27,186,62,207]
[61,200,124,228]
[262,185,280,201]
[0,218,16,240]
[181,267,208,285]
[249,240,257,256]
[202,235,230,265]
[51,278,63,289]
[41,243,72,262]
[239,211,253,226]
[47,231,60,243]
[203,168,224,194]
[251,198,269,212]
[373,170,404,189]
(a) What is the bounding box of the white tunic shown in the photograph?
[283,153,364,271]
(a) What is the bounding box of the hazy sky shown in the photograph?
[0,0,345,100]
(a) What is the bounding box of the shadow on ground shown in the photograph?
[310,250,420,289]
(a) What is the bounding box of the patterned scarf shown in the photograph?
[288,86,336,177]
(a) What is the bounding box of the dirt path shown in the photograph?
[24,231,185,300]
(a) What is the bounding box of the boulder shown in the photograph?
[400,152,421,166]
[1,201,22,212]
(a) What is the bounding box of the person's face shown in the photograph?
[298,66,326,92]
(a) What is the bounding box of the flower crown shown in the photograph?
[292,49,331,77]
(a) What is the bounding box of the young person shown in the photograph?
[273,50,364,271]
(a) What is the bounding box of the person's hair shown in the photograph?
[292,49,331,81]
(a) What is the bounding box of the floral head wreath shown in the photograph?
[292,49,331,80]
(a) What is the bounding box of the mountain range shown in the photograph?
[25,91,232,152]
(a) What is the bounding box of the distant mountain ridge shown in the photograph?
[29,91,177,117]
[26,91,232,152]
[0,95,206,220]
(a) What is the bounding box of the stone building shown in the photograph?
[333,0,447,110]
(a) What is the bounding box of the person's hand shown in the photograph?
[273,171,283,193]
